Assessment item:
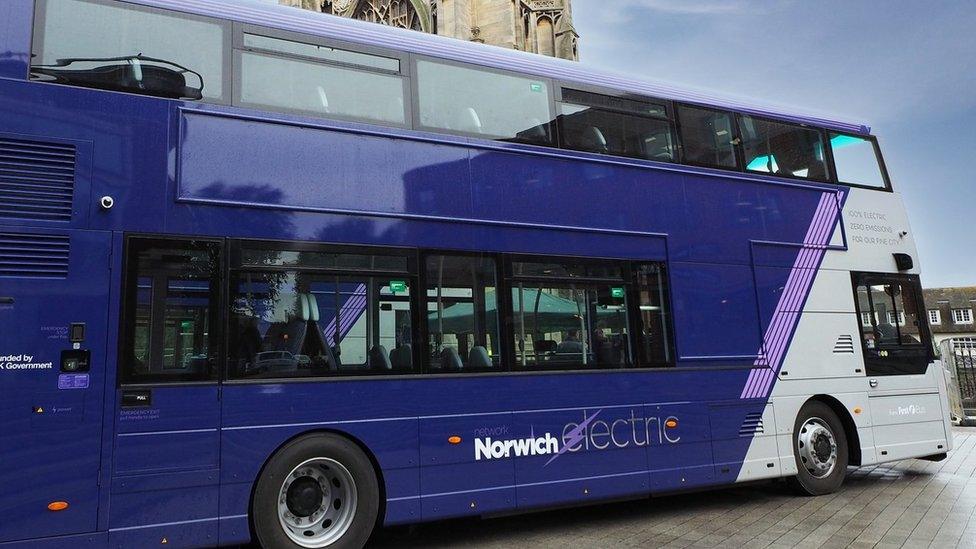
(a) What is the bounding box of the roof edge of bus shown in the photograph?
[125,0,872,136]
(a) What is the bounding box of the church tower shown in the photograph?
[279,0,580,61]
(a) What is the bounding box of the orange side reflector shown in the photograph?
[47,501,69,512]
[853,407,863,415]
[448,436,462,445]
[665,419,678,429]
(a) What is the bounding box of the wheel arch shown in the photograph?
[807,394,862,466]
[248,428,389,541]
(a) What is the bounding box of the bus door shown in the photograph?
[0,229,110,543]
[853,273,948,461]
[110,237,223,546]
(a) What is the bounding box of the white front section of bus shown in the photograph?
[736,188,954,483]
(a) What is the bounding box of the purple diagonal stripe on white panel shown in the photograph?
[755,194,842,396]
[752,196,832,365]
[741,190,844,399]
[741,196,832,399]
[322,283,368,345]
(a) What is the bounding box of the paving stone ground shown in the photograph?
[369,427,976,549]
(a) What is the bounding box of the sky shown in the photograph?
[571,0,976,288]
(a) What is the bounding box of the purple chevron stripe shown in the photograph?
[760,206,837,366]
[741,191,843,399]
[741,196,832,398]
[323,283,368,345]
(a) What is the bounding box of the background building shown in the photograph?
[279,0,579,60]
[923,287,976,349]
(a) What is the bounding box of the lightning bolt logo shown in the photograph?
[545,409,602,466]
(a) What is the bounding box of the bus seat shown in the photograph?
[456,107,483,134]
[262,292,308,357]
[519,117,549,141]
[302,293,338,371]
[298,293,310,322]
[390,344,412,370]
[316,86,331,113]
[306,293,320,322]
[534,340,557,355]
[469,346,492,369]
[580,126,609,154]
[369,345,392,371]
[440,346,463,370]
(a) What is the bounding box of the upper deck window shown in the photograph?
[242,33,400,73]
[558,89,675,162]
[739,115,829,181]
[238,32,407,125]
[416,60,554,145]
[675,105,738,169]
[830,133,887,189]
[31,0,227,101]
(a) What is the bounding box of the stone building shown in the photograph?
[923,287,976,350]
[279,0,580,61]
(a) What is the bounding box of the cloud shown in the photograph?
[574,0,976,125]
[611,0,776,15]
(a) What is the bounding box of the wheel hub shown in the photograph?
[797,417,838,479]
[277,458,358,548]
[286,476,325,518]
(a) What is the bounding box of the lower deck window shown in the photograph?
[511,283,632,369]
[228,271,413,378]
[121,240,675,381]
[506,259,672,371]
[121,238,221,383]
[426,255,501,371]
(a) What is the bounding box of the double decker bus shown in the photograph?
[0,0,954,547]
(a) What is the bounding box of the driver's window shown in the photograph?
[854,273,930,376]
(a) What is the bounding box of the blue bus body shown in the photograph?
[0,1,951,547]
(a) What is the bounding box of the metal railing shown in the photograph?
[939,338,976,424]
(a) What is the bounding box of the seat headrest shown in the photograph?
[440,346,463,370]
[297,294,310,322]
[469,346,492,369]
[456,107,483,134]
[583,126,608,152]
[390,344,412,370]
[369,345,392,371]
[306,293,320,322]
[316,86,330,113]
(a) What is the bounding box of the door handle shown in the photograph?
[121,389,152,408]
[869,379,879,388]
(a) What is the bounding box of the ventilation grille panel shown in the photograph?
[833,335,855,354]
[0,233,70,278]
[0,137,76,222]
[739,412,764,436]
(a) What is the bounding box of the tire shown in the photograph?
[787,401,849,496]
[252,433,380,549]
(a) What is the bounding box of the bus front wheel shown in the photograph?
[787,401,849,496]
[253,433,379,549]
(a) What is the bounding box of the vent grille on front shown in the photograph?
[739,412,764,436]
[0,137,76,222]
[0,233,70,278]
[833,335,856,354]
